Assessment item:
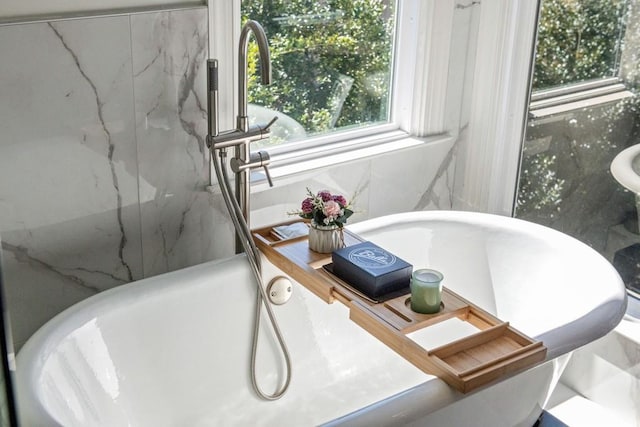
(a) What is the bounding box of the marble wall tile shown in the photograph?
[0,17,144,347]
[368,139,457,218]
[516,99,640,253]
[130,8,232,275]
[0,5,463,350]
[251,159,372,229]
[250,139,457,232]
[558,325,640,426]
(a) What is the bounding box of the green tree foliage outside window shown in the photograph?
[533,0,628,90]
[242,0,395,143]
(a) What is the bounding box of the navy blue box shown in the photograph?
[331,241,412,299]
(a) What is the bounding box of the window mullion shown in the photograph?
[456,0,539,216]
[620,0,640,86]
[209,0,240,132]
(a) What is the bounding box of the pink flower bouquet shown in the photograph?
[291,188,354,228]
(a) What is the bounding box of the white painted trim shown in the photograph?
[458,0,539,216]
[393,0,458,136]
[530,77,625,103]
[271,129,413,167]
[205,0,458,177]
[252,134,454,192]
[445,1,481,137]
[395,0,459,136]
[530,90,635,118]
[409,0,455,136]
[488,1,540,216]
[392,0,420,133]
[208,0,239,131]
[267,123,402,158]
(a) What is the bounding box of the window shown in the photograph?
[533,0,627,91]
[529,0,634,116]
[516,0,640,297]
[208,0,460,160]
[242,0,397,149]
[209,1,464,165]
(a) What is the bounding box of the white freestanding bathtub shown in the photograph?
[15,211,627,426]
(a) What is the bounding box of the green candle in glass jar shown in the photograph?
[410,269,444,314]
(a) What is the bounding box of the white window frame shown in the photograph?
[448,0,541,217]
[208,0,457,175]
[528,0,638,119]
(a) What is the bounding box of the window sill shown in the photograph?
[250,131,452,192]
[529,82,635,119]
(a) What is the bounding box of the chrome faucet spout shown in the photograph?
[238,20,271,131]
[207,19,277,251]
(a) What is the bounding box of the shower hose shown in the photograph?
[212,147,292,400]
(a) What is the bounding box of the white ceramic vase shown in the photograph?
[308,221,344,253]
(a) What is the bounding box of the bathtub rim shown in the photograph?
[15,254,252,427]
[14,210,629,426]
[347,210,629,360]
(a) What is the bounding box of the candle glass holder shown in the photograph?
[410,269,444,314]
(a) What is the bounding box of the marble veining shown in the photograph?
[48,22,134,282]
[130,9,222,277]
[0,5,463,350]
[1,242,104,294]
[1,18,142,291]
[413,137,458,210]
[456,1,481,9]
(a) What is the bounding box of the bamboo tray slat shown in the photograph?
[253,221,547,393]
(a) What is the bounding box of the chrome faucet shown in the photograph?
[237,20,272,132]
[206,21,292,401]
[207,20,278,253]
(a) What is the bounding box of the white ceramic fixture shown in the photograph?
[611,143,640,194]
[15,211,627,426]
[611,144,640,235]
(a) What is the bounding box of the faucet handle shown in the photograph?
[262,163,274,187]
[265,115,279,130]
[255,115,279,140]
[256,151,274,187]
[233,150,274,187]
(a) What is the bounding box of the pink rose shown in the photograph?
[323,200,342,218]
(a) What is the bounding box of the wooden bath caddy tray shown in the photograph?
[252,220,547,393]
